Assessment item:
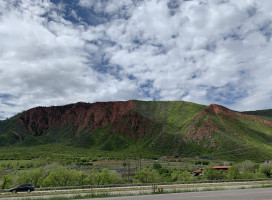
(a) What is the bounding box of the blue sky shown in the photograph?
[0,0,272,119]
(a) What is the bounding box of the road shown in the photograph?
[89,188,272,200]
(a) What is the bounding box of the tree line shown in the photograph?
[1,160,272,189]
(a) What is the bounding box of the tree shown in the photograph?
[1,175,13,189]
[74,171,88,186]
[42,167,77,187]
[153,163,162,170]
[238,160,255,173]
[235,160,257,179]
[171,170,192,182]
[157,168,171,182]
[17,169,44,187]
[97,169,111,185]
[96,169,122,185]
[203,167,226,180]
[86,169,99,185]
[240,170,253,179]
[227,165,241,179]
[259,162,272,178]
[134,169,161,183]
[86,169,122,185]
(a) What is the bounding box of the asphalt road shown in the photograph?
[89,188,272,200]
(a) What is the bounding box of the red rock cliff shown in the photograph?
[18,101,137,136]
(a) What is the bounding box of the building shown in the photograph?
[193,166,231,176]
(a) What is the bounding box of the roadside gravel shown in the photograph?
[1,180,272,200]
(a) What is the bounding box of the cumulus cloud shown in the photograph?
[0,0,140,119]
[0,0,272,119]
[104,0,272,111]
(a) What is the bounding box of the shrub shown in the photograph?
[1,175,13,189]
[203,167,226,180]
[238,160,255,173]
[96,169,122,185]
[227,165,241,179]
[134,169,161,183]
[153,163,162,170]
[17,169,44,187]
[202,161,209,165]
[86,169,122,185]
[259,162,272,178]
[171,170,192,182]
[195,161,201,165]
[42,167,77,187]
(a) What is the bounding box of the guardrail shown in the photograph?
[1,178,271,192]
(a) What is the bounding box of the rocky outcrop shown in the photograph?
[17,100,161,139]
[18,101,137,136]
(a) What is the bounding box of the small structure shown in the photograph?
[193,166,231,176]
[213,166,231,170]
[160,155,182,161]
[160,156,174,160]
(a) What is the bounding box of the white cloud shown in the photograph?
[0,0,141,119]
[104,0,272,111]
[1,0,272,119]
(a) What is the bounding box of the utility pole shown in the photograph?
[128,159,130,182]
[139,153,142,170]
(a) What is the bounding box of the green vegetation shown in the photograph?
[2,100,272,192]
[1,157,272,189]
[133,100,206,133]
[1,100,272,162]
[243,109,272,121]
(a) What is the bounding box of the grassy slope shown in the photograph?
[242,109,272,122]
[205,112,272,161]
[133,100,207,134]
[1,101,272,162]
[0,101,206,160]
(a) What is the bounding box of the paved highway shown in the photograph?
[90,188,272,200]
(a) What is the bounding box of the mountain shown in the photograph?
[242,109,272,122]
[1,100,272,161]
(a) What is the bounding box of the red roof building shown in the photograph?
[193,166,231,176]
[213,166,231,170]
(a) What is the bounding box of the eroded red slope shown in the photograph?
[184,104,272,146]
[18,101,136,136]
[17,100,160,139]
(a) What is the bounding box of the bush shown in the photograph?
[227,165,240,179]
[195,161,201,165]
[203,167,226,180]
[158,168,172,182]
[153,163,162,170]
[134,169,161,183]
[171,170,192,182]
[96,169,122,185]
[238,160,255,173]
[254,171,266,179]
[202,161,209,165]
[1,175,13,189]
[85,169,122,185]
[16,169,45,187]
[240,170,254,179]
[259,162,272,178]
[42,167,77,187]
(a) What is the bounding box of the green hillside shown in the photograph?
[243,109,272,122]
[0,100,272,162]
[133,100,207,127]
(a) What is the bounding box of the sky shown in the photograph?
[0,0,272,119]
